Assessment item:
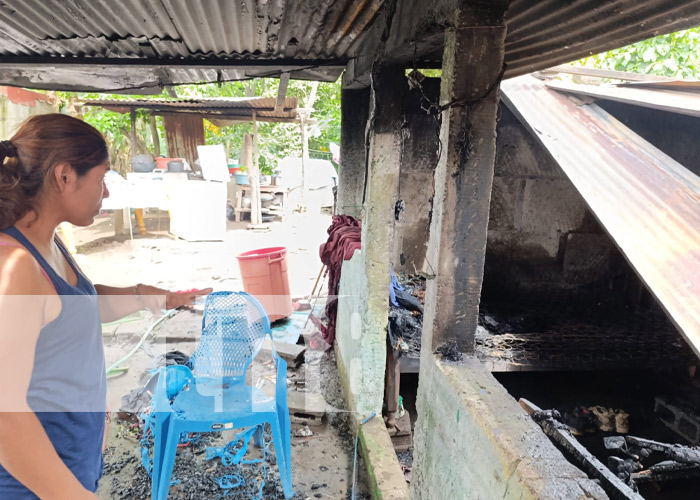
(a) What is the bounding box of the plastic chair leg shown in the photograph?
[276,409,292,480]
[282,413,293,480]
[151,413,171,500]
[269,418,294,499]
[253,424,263,448]
[156,420,181,500]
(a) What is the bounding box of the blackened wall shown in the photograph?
[392,77,441,273]
[483,104,626,296]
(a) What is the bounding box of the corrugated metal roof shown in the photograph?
[0,0,699,91]
[370,1,700,79]
[501,75,700,359]
[545,79,700,118]
[0,0,383,59]
[504,0,700,78]
[79,96,300,122]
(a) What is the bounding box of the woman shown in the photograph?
[0,113,211,499]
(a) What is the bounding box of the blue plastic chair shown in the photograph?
[150,291,294,499]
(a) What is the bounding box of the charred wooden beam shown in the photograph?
[520,398,645,500]
[631,460,700,484]
[337,87,370,217]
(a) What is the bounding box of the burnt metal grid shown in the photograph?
[476,289,698,372]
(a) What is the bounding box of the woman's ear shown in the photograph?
[53,162,74,192]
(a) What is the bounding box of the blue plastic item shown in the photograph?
[234,173,249,185]
[149,291,294,499]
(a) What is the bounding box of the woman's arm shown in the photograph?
[94,284,213,322]
[93,284,145,323]
[0,249,97,500]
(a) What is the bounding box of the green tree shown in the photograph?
[576,27,700,79]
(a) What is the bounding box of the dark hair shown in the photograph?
[0,113,108,229]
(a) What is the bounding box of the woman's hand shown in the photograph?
[134,284,213,312]
[166,287,214,309]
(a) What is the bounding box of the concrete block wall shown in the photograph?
[484,105,619,294]
[411,356,608,500]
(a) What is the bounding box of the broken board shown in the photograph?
[261,337,306,368]
[390,411,413,453]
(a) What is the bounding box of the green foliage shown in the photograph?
[576,28,700,79]
[58,77,341,177]
[291,81,341,161]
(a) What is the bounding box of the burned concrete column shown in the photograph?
[337,87,370,217]
[422,7,507,354]
[348,64,406,413]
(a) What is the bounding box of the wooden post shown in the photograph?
[248,111,262,226]
[298,82,318,211]
[422,6,507,354]
[242,133,253,170]
[130,109,137,157]
[300,116,307,208]
[275,72,290,113]
[337,87,371,217]
[149,114,160,157]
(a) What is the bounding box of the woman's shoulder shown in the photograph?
[0,234,53,295]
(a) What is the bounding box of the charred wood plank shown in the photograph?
[519,398,645,500]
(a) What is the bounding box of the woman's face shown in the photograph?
[64,162,110,226]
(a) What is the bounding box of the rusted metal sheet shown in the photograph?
[504,0,700,78]
[0,0,375,90]
[83,96,298,111]
[545,80,700,119]
[359,0,700,82]
[162,113,205,168]
[80,96,299,123]
[0,0,382,59]
[501,75,700,359]
[1,1,700,91]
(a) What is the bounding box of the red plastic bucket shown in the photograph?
[236,247,292,322]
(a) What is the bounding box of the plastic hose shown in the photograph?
[106,308,181,377]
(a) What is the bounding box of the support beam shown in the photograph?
[337,87,370,217]
[299,81,319,210]
[422,6,507,354]
[275,72,290,113]
[249,112,262,226]
[300,116,308,209]
[130,109,137,156]
[242,133,253,170]
[355,63,406,413]
[149,114,160,157]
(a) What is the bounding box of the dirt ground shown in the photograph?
[70,210,369,499]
